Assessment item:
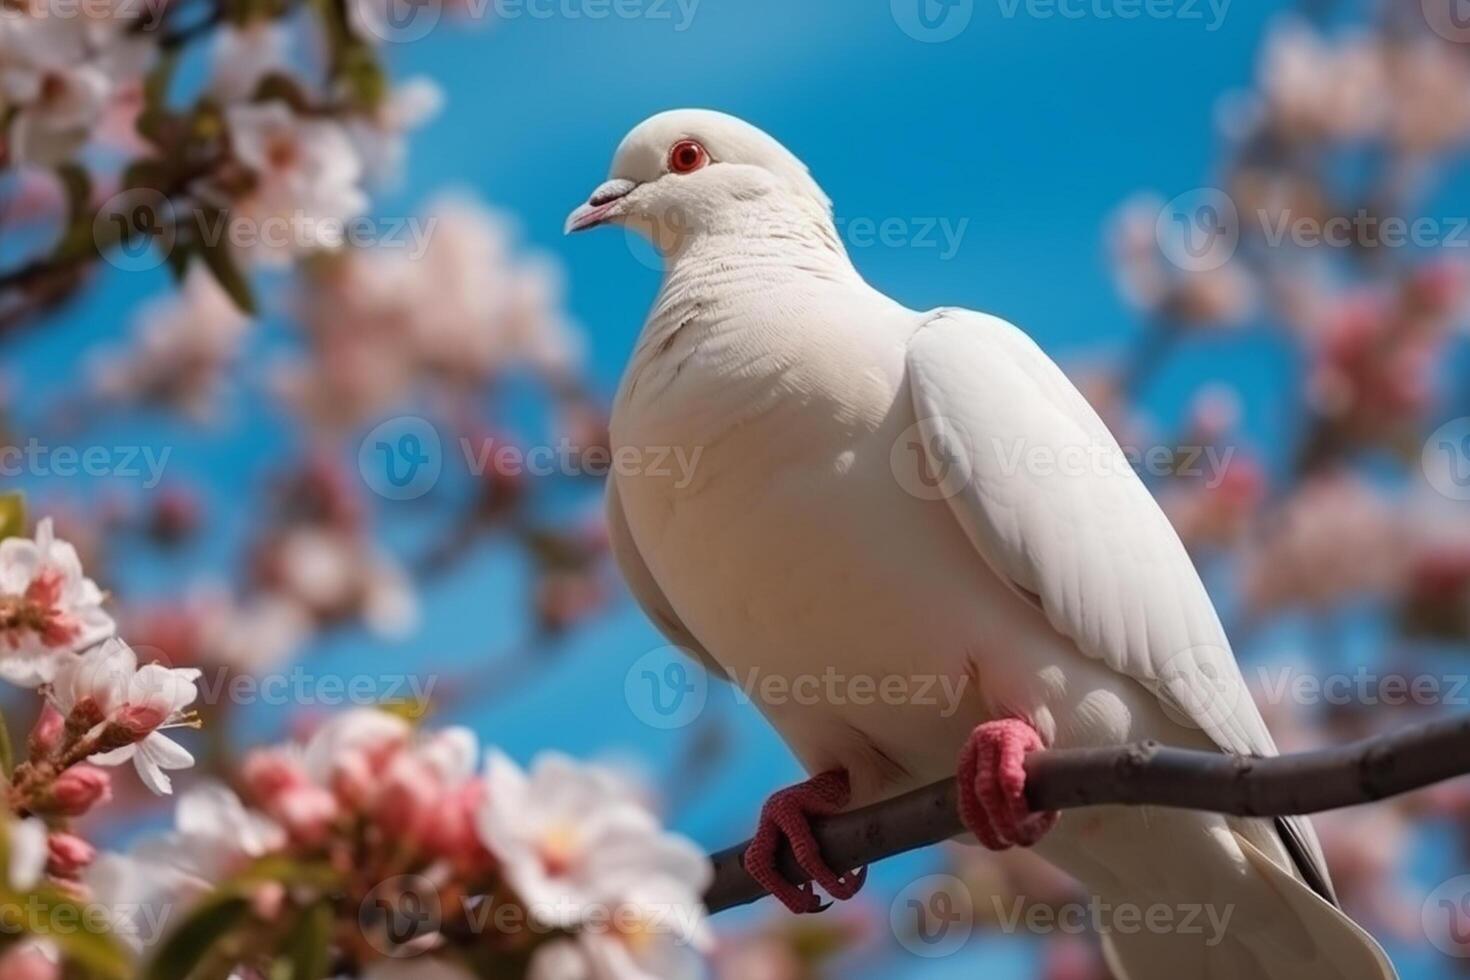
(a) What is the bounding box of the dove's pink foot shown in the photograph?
[958,718,1059,850]
[743,770,867,914]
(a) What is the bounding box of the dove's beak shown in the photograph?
[565,178,638,234]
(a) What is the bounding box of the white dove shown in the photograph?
[567,109,1397,980]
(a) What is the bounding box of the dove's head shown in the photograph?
[565,109,835,256]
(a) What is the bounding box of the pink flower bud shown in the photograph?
[273,785,339,846]
[50,765,112,817]
[250,881,286,922]
[241,749,309,804]
[28,705,64,759]
[330,748,380,809]
[426,779,493,872]
[46,833,96,876]
[373,760,439,845]
[0,945,59,980]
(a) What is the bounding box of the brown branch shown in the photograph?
[704,714,1470,913]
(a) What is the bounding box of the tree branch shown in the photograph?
[704,715,1470,913]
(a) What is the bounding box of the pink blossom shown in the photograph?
[1241,476,1410,611]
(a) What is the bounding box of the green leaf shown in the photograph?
[142,894,253,980]
[235,856,338,892]
[30,890,132,980]
[165,242,196,285]
[197,223,257,316]
[336,45,386,110]
[0,856,132,980]
[52,163,97,263]
[55,164,91,222]
[274,900,332,980]
[0,493,25,540]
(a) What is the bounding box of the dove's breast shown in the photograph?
[610,281,1146,804]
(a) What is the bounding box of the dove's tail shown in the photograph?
[1090,827,1396,980]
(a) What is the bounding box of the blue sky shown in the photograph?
[6,0,1459,976]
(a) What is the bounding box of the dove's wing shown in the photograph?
[607,480,728,681]
[906,308,1334,901]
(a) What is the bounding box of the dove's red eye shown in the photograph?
[668,139,709,175]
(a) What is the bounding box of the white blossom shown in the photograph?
[86,784,284,955]
[209,22,291,104]
[7,817,48,891]
[0,14,149,166]
[51,638,202,794]
[91,264,252,421]
[131,782,285,882]
[0,518,115,687]
[348,76,443,187]
[476,752,711,932]
[223,101,368,266]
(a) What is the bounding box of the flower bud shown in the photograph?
[27,705,64,760]
[241,749,308,803]
[274,785,339,846]
[46,833,96,877]
[49,765,112,817]
[0,944,59,980]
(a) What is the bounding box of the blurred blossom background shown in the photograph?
[2,0,1470,976]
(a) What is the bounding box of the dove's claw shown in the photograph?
[743,770,867,914]
[958,718,1058,850]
